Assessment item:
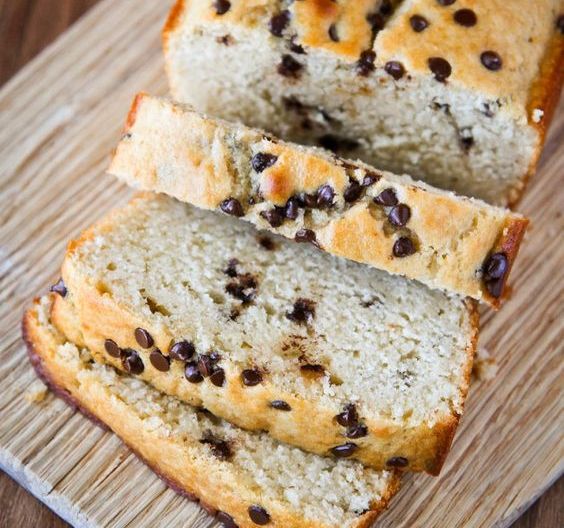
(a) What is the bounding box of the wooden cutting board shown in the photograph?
[0,1,562,526]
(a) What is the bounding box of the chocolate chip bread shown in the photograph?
[109,94,528,306]
[24,295,401,528]
[51,192,478,475]
[163,0,563,205]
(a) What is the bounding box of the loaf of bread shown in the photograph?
[51,192,478,474]
[24,295,401,528]
[109,94,528,306]
[163,0,563,205]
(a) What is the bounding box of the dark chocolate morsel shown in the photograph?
[134,327,154,349]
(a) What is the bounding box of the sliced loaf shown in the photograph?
[163,0,563,205]
[52,193,477,474]
[24,295,401,528]
[109,94,528,306]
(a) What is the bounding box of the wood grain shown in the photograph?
[0,0,562,527]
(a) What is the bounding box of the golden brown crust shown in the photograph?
[162,0,186,53]
[23,296,401,528]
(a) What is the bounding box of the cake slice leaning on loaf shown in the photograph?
[109,94,528,307]
[51,193,478,475]
[24,295,401,528]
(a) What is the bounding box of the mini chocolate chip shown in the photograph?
[336,404,359,427]
[200,434,232,460]
[269,10,290,37]
[428,57,452,82]
[385,61,405,80]
[296,192,317,208]
[288,37,306,54]
[362,172,380,187]
[121,349,144,375]
[386,456,409,467]
[226,273,258,304]
[150,350,170,372]
[284,198,300,219]
[209,368,226,387]
[346,424,368,439]
[248,505,270,525]
[286,298,316,325]
[242,368,263,386]
[134,327,154,349]
[483,252,508,280]
[356,50,376,76]
[344,180,362,203]
[220,198,244,217]
[169,340,195,361]
[366,13,385,32]
[388,204,411,227]
[224,258,239,277]
[252,152,278,172]
[374,188,398,206]
[185,361,204,383]
[437,0,456,5]
[294,228,319,247]
[460,133,474,152]
[331,443,358,458]
[217,511,238,528]
[260,208,285,228]
[316,185,335,208]
[481,50,502,71]
[393,237,416,257]
[485,277,504,298]
[217,34,234,46]
[104,339,121,358]
[454,8,477,27]
[213,0,231,15]
[198,355,215,377]
[558,15,564,34]
[258,235,276,251]
[328,24,339,42]
[270,400,292,411]
[410,15,429,32]
[278,54,303,78]
[49,278,67,297]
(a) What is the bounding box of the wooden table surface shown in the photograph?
[0,2,561,527]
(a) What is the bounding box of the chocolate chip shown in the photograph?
[150,350,170,372]
[226,274,258,304]
[49,278,67,297]
[200,433,232,460]
[104,339,121,358]
[169,340,195,361]
[213,0,231,15]
[209,368,226,387]
[328,24,339,42]
[270,400,292,411]
[284,198,300,220]
[346,424,368,439]
[252,152,278,173]
[185,361,204,383]
[344,180,362,203]
[296,192,317,208]
[410,15,429,32]
[437,0,456,5]
[319,134,360,153]
[356,50,376,76]
[428,57,452,82]
[224,258,239,278]
[330,443,358,458]
[269,10,290,37]
[248,505,270,525]
[481,51,502,71]
[393,237,416,257]
[388,204,411,227]
[366,13,385,32]
[288,37,306,54]
[373,188,398,206]
[198,354,215,377]
[454,8,477,27]
[260,208,285,228]
[278,54,303,78]
[294,228,319,248]
[258,235,276,251]
[134,327,154,349]
[286,298,316,325]
[217,511,238,528]
[220,198,244,217]
[558,15,564,34]
[336,404,359,427]
[386,456,409,467]
[316,185,335,208]
[217,35,234,46]
[242,368,262,386]
[121,349,144,375]
[460,133,474,152]
[483,252,508,298]
[384,61,406,80]
[362,172,380,187]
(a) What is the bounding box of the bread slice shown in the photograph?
[24,295,401,528]
[109,94,528,306]
[52,192,478,474]
[163,0,563,206]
